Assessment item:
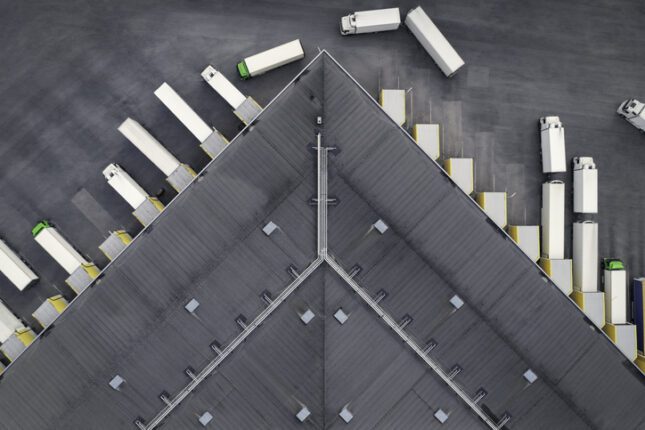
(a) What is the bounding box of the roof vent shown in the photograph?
[449,295,464,310]
[399,314,413,329]
[497,412,512,427]
[185,298,200,313]
[236,315,247,329]
[296,406,311,422]
[423,339,438,354]
[523,368,538,384]
[373,219,389,234]
[109,374,125,391]
[300,309,315,325]
[473,387,487,403]
[448,364,462,379]
[210,339,222,354]
[434,409,449,424]
[339,405,354,423]
[260,290,273,305]
[334,308,349,325]
[198,411,213,426]
[374,289,387,304]
[262,221,278,236]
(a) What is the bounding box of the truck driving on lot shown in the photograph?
[404,6,465,77]
[340,8,401,35]
[237,40,304,80]
[540,116,566,173]
[617,99,645,132]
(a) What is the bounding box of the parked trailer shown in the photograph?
[540,116,566,173]
[508,225,540,262]
[573,157,598,214]
[0,299,24,343]
[603,259,627,324]
[444,158,473,195]
[102,164,164,226]
[118,118,195,192]
[0,238,38,291]
[32,295,68,328]
[412,124,440,160]
[379,89,406,126]
[340,8,401,35]
[237,39,304,79]
[617,99,645,133]
[634,278,645,353]
[476,192,507,229]
[154,82,213,142]
[405,6,465,77]
[541,181,565,259]
[573,221,598,292]
[570,290,605,329]
[201,66,262,124]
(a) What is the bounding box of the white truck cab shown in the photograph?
[617,99,645,132]
[340,8,400,35]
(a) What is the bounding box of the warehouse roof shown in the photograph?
[0,51,643,430]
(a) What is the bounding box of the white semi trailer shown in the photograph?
[573,221,598,292]
[541,181,565,259]
[118,118,195,192]
[0,239,38,291]
[237,40,305,79]
[201,66,262,125]
[102,163,164,226]
[540,116,566,173]
[154,82,229,159]
[340,8,401,35]
[573,157,597,214]
[617,99,645,133]
[603,259,627,324]
[405,6,465,77]
[0,299,24,343]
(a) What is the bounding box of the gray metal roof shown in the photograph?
[0,52,643,430]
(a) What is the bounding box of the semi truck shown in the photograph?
[118,118,195,192]
[237,40,304,79]
[0,299,24,343]
[572,221,598,292]
[0,238,38,291]
[404,6,465,77]
[476,192,507,229]
[379,89,406,126]
[603,259,627,324]
[573,157,598,214]
[102,163,164,226]
[412,124,440,160]
[617,99,645,133]
[541,181,565,259]
[444,158,473,195]
[201,66,262,124]
[540,116,566,173]
[340,8,401,35]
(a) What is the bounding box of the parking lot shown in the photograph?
[1,0,644,329]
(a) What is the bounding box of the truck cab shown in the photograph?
[617,99,645,132]
[340,15,356,35]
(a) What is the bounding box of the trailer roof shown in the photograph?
[0,52,643,430]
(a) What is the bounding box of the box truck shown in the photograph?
[201,66,262,124]
[32,295,68,328]
[541,181,565,259]
[379,89,406,126]
[404,6,465,77]
[237,40,304,79]
[617,99,645,133]
[0,299,24,343]
[573,221,598,292]
[102,164,164,226]
[476,192,507,229]
[573,157,597,214]
[508,225,540,262]
[540,116,566,173]
[118,118,195,192]
[444,158,473,195]
[0,239,38,291]
[603,259,627,324]
[340,8,401,35]
[634,278,645,353]
[412,124,440,160]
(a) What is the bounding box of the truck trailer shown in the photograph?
[379,89,406,126]
[404,6,465,77]
[237,40,304,79]
[573,221,598,292]
[0,299,24,343]
[0,238,38,291]
[102,163,164,226]
[118,118,196,192]
[541,181,565,259]
[617,99,645,133]
[540,116,566,173]
[573,157,598,214]
[603,259,627,325]
[412,124,440,160]
[340,8,401,35]
[201,66,262,124]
